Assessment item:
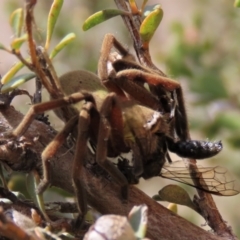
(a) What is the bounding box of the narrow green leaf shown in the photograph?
[10,8,24,37]
[26,173,38,206]
[1,73,36,93]
[45,0,64,50]
[11,34,28,50]
[83,9,130,31]
[1,61,27,84]
[234,0,240,7]
[140,4,163,48]
[49,33,76,59]
[31,174,51,223]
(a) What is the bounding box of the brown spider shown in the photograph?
[2,34,223,227]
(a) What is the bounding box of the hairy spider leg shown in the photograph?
[57,70,153,197]
[97,34,186,167]
[10,84,137,225]
[96,92,129,199]
[8,92,95,228]
[98,34,129,97]
[98,34,189,141]
[97,34,223,164]
[98,34,161,110]
[72,102,93,228]
[112,70,223,159]
[38,115,79,194]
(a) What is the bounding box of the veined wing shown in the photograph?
[160,160,240,196]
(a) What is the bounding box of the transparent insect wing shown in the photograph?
[160,161,240,196]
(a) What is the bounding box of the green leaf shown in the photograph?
[27,173,51,223]
[140,4,163,48]
[10,34,28,51]
[1,73,36,93]
[128,205,148,239]
[10,8,24,37]
[83,9,130,31]
[1,61,27,84]
[155,184,199,212]
[50,33,76,59]
[234,0,240,7]
[26,173,38,206]
[45,0,64,50]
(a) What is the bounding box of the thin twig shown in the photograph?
[114,0,166,75]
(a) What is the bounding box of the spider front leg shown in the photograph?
[112,70,222,159]
[98,34,137,95]
[98,34,134,79]
[113,69,189,140]
[97,34,189,140]
[96,93,129,200]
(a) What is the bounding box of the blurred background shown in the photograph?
[0,0,240,237]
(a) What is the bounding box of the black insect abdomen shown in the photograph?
[166,137,223,159]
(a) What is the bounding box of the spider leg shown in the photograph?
[37,115,79,194]
[174,87,189,140]
[114,69,189,140]
[38,101,96,229]
[73,101,95,229]
[98,34,134,97]
[39,101,96,229]
[96,92,129,200]
[97,34,162,111]
[5,92,94,226]
[10,92,92,138]
[102,34,130,57]
[97,34,189,140]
